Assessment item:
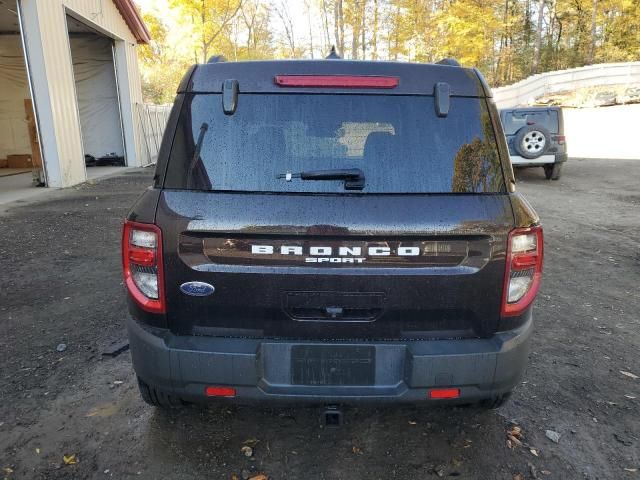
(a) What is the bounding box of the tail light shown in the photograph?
[501,226,544,317]
[552,135,566,145]
[122,220,165,314]
[274,75,399,89]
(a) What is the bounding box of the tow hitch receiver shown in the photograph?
[322,405,343,428]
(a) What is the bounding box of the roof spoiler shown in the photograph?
[207,55,227,64]
[436,58,461,67]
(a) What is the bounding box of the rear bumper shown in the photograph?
[128,314,533,405]
[510,153,567,166]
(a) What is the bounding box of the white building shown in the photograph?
[0,0,152,189]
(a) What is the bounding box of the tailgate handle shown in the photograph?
[325,306,344,319]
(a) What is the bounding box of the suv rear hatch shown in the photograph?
[156,67,513,341]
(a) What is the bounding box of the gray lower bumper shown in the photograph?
[128,316,532,404]
[510,153,568,166]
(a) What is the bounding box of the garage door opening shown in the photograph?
[66,14,126,178]
[0,2,44,199]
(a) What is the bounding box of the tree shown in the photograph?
[532,0,545,73]
[273,0,297,57]
[239,0,273,59]
[169,0,244,63]
[138,12,190,103]
[334,0,345,57]
[137,0,640,102]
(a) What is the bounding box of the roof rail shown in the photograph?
[436,58,461,67]
[207,55,227,64]
[326,46,342,60]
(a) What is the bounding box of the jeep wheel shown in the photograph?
[137,376,186,408]
[514,125,551,159]
[543,163,562,180]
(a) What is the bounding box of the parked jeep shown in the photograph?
[122,56,543,411]
[500,106,567,180]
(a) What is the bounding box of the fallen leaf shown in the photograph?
[513,474,525,480]
[230,475,239,480]
[541,470,551,475]
[529,448,539,457]
[4,467,14,474]
[86,403,118,418]
[508,425,522,438]
[623,468,638,472]
[508,434,523,447]
[408,420,417,425]
[243,438,260,447]
[240,446,253,457]
[248,475,268,480]
[620,371,639,380]
[624,395,637,399]
[35,448,40,454]
[63,454,77,465]
[506,439,513,449]
[352,445,363,455]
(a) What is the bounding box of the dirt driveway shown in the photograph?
[1,159,638,479]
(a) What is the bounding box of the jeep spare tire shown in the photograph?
[514,124,551,159]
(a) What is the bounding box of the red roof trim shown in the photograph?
[112,0,151,44]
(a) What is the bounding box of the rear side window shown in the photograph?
[164,94,505,193]
[502,110,559,135]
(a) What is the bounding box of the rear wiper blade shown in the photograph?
[277,168,365,190]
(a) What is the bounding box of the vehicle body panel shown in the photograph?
[156,190,515,340]
[124,59,541,405]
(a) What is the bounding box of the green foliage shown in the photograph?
[139,12,190,104]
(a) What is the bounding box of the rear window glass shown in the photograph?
[502,110,559,135]
[164,94,505,193]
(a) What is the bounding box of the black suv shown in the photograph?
[123,57,543,409]
[500,106,567,180]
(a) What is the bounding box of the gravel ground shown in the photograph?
[0,159,638,479]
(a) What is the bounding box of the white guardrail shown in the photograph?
[492,62,640,108]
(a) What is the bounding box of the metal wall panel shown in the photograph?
[19,0,145,187]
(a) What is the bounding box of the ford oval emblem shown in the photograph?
[180,281,215,297]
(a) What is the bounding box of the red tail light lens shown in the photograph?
[205,386,236,397]
[274,75,399,89]
[122,220,165,314]
[502,226,544,317]
[553,135,566,145]
[428,388,460,399]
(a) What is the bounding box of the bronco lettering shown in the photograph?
[251,245,431,256]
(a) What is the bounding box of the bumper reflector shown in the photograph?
[428,388,460,399]
[205,386,236,397]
